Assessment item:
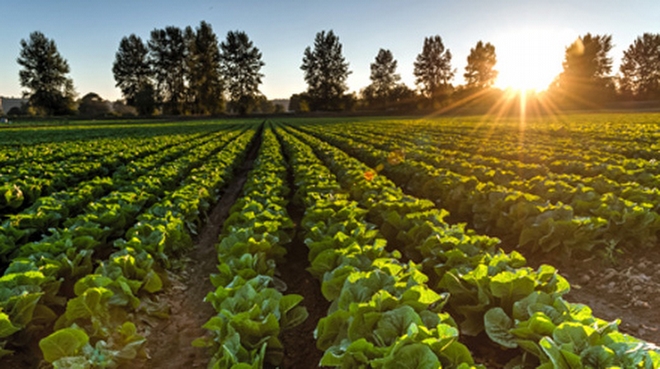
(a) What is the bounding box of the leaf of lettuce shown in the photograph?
[0,312,21,338]
[315,309,350,351]
[39,326,90,363]
[373,305,422,347]
[279,294,308,330]
[374,343,440,369]
[484,307,517,349]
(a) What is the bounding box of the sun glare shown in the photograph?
[494,28,567,92]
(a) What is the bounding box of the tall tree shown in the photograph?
[363,49,402,108]
[220,31,264,115]
[149,26,187,115]
[619,33,660,100]
[414,35,455,104]
[17,31,76,115]
[185,22,224,114]
[370,49,400,94]
[464,41,498,89]
[554,33,614,104]
[112,34,155,115]
[301,30,351,111]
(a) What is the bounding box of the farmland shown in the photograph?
[1,115,660,368]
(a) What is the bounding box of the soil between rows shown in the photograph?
[135,125,332,369]
[275,204,331,369]
[527,247,660,345]
[133,133,261,368]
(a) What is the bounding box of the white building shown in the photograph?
[0,97,28,114]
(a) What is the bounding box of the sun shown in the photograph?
[493,27,568,92]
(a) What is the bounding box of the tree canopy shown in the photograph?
[220,31,264,115]
[301,30,351,111]
[362,49,403,109]
[464,41,498,89]
[112,34,154,115]
[552,33,614,105]
[414,35,455,105]
[619,33,660,100]
[22,23,660,117]
[148,26,187,115]
[186,21,224,115]
[369,49,400,93]
[17,31,76,115]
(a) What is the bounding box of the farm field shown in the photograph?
[1,115,660,368]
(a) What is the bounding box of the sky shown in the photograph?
[1,0,659,101]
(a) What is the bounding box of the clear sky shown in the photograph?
[1,0,658,101]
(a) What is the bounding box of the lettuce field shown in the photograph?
[1,115,660,368]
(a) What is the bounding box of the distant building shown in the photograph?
[0,97,28,113]
[270,99,290,112]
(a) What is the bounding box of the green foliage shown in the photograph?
[619,33,660,99]
[278,126,485,368]
[201,127,307,367]
[0,123,255,366]
[4,116,660,368]
[17,31,76,116]
[282,118,660,368]
[39,326,89,363]
[414,35,455,104]
[186,21,225,115]
[301,30,352,111]
[148,26,187,115]
[112,34,154,115]
[221,31,264,115]
[464,40,498,89]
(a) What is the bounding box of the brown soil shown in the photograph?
[275,204,331,369]
[547,248,660,344]
[437,243,660,369]
[133,136,260,368]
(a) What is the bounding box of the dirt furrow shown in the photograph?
[135,132,261,368]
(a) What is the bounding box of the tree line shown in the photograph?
[13,22,269,117]
[11,25,660,117]
[113,22,265,116]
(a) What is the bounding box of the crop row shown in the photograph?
[297,124,660,256]
[361,117,660,162]
[0,128,243,262]
[0,119,234,146]
[276,126,484,368]
[0,129,222,214]
[282,122,660,368]
[199,125,307,368]
[327,121,660,192]
[333,122,660,214]
[0,127,255,365]
[334,121,660,247]
[3,118,659,368]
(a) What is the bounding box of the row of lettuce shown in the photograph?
[196,126,308,368]
[296,120,660,258]
[0,124,256,367]
[277,126,482,368]
[3,117,659,368]
[194,124,481,368]
[274,123,660,368]
[0,121,227,214]
[193,122,659,368]
[0,129,230,262]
